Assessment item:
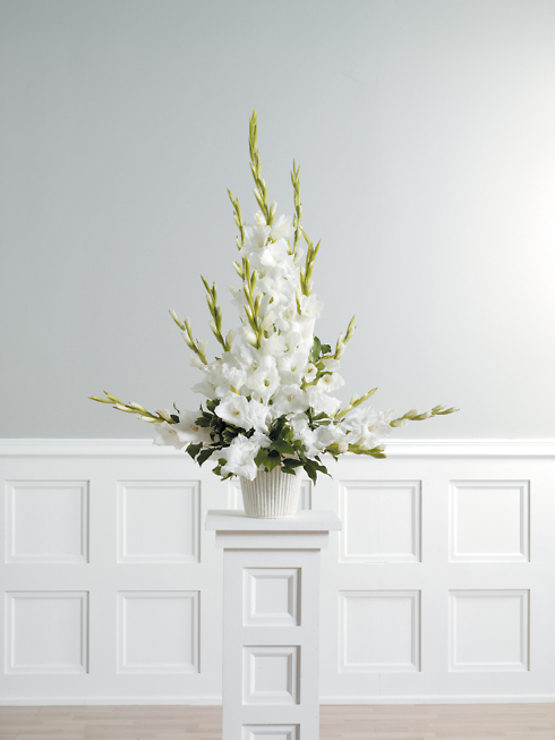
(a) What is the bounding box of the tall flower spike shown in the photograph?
[290,160,303,255]
[249,111,273,227]
[227,189,245,250]
[201,276,231,351]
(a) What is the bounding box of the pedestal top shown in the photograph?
[206,509,342,532]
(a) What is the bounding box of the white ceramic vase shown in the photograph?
[240,466,301,518]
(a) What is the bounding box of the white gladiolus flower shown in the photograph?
[153,415,211,449]
[216,394,256,430]
[246,356,280,403]
[192,378,218,398]
[220,435,259,480]
[190,354,205,370]
[271,214,294,241]
[262,332,288,356]
[279,351,309,385]
[316,372,345,393]
[259,239,290,269]
[303,363,318,382]
[290,416,321,458]
[299,294,324,319]
[243,222,270,250]
[306,387,341,416]
[272,385,310,416]
[153,422,188,449]
[215,364,247,396]
[316,424,348,450]
[340,406,393,449]
[177,409,213,444]
[247,398,270,432]
[322,358,340,372]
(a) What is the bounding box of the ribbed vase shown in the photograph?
[240,466,301,518]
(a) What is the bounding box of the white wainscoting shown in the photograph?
[2,439,555,705]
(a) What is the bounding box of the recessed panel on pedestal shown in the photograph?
[244,568,300,626]
[117,591,199,673]
[5,591,89,674]
[242,726,299,740]
[339,590,420,672]
[117,481,199,563]
[5,481,89,563]
[450,481,529,562]
[243,646,299,705]
[449,590,529,672]
[339,481,421,562]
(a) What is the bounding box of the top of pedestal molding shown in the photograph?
[205,509,342,531]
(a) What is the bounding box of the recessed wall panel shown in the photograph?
[450,481,529,562]
[5,591,88,674]
[117,481,199,563]
[117,591,199,673]
[5,481,89,563]
[339,591,420,672]
[449,590,529,672]
[339,481,421,562]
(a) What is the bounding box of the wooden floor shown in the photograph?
[1,704,555,739]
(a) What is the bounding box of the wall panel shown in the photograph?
[2,439,555,704]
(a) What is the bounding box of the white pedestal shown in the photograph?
[206,510,342,740]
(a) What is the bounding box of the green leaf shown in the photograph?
[197,448,214,466]
[264,450,282,472]
[313,461,331,477]
[254,449,269,467]
[303,461,317,484]
[311,336,322,362]
[196,416,211,427]
[282,458,304,469]
[186,443,202,460]
[271,439,295,455]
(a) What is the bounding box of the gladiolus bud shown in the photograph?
[156,408,173,422]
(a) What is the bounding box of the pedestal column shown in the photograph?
[206,510,341,740]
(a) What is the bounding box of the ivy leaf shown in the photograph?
[313,461,331,476]
[282,458,304,469]
[271,439,295,455]
[254,448,269,467]
[197,448,214,466]
[186,442,203,460]
[303,461,317,484]
[310,336,322,362]
[264,450,282,472]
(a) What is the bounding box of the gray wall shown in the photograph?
[1,0,554,439]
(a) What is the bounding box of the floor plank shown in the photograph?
[0,705,555,739]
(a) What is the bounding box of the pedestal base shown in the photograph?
[206,510,341,740]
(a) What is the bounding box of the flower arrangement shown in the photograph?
[91,112,456,484]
